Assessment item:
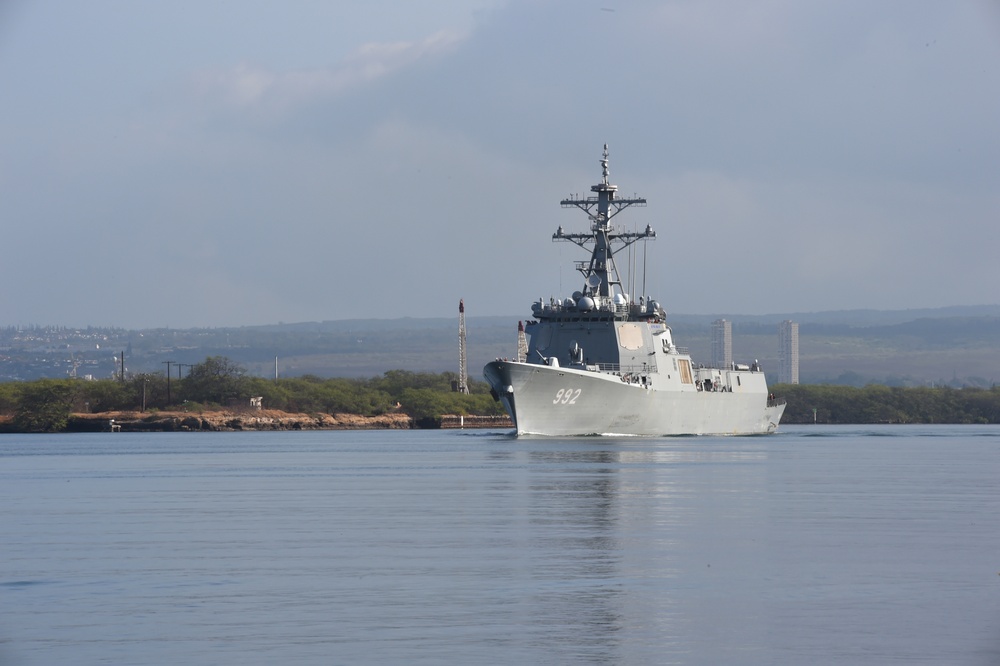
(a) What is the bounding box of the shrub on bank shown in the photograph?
[0,357,505,432]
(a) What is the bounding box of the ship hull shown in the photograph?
[485,361,784,437]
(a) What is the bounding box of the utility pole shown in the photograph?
[162,361,174,405]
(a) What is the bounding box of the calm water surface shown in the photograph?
[1,425,998,665]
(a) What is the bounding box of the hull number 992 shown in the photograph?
[553,388,581,404]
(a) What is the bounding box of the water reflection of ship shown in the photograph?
[516,442,770,657]
[526,448,623,658]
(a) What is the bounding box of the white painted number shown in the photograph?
[552,388,581,404]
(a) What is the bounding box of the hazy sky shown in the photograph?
[2,0,998,328]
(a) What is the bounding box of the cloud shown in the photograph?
[189,30,466,116]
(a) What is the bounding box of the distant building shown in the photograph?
[711,319,732,369]
[778,320,800,384]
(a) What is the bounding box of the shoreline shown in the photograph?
[0,410,513,433]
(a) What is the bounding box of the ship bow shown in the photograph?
[483,361,517,429]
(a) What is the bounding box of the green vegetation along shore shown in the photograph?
[1,356,998,433]
[0,356,505,433]
[775,383,1000,424]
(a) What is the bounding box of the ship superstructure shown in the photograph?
[483,146,785,436]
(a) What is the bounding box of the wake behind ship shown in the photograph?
[483,146,786,436]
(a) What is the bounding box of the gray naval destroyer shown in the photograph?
[484,146,786,436]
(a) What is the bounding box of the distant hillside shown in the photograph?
[2,306,998,386]
[665,304,1000,327]
[668,311,1000,388]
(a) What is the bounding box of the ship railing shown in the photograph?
[767,397,787,408]
[536,300,631,316]
[593,361,659,375]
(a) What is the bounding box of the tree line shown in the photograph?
[775,383,1000,424]
[0,356,505,432]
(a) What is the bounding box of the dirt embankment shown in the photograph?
[69,409,416,432]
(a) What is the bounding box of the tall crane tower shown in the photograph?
[517,321,528,363]
[457,299,469,394]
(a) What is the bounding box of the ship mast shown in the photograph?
[554,144,654,299]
